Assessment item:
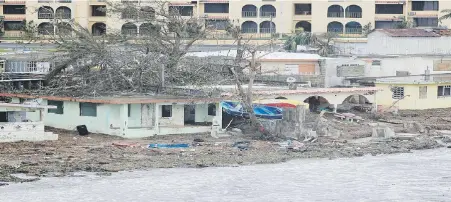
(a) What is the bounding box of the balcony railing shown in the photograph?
[241,28,258,33]
[57,0,72,3]
[122,29,137,36]
[259,28,276,33]
[327,28,343,33]
[242,11,257,18]
[121,13,138,19]
[327,12,344,18]
[55,13,71,19]
[294,11,311,15]
[260,12,276,18]
[38,13,54,19]
[346,12,362,18]
[345,28,363,34]
[38,0,52,3]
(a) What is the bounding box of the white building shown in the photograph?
[0,93,222,138]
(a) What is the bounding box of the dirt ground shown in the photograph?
[1,108,451,185]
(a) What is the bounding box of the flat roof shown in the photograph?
[0,93,222,104]
[186,51,322,61]
[222,87,381,96]
[376,75,451,84]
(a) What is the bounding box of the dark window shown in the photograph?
[412,1,439,11]
[4,21,24,31]
[204,3,229,13]
[438,85,451,97]
[375,4,403,14]
[414,17,438,27]
[162,105,172,117]
[80,103,97,117]
[392,86,404,99]
[205,20,229,30]
[48,100,64,114]
[128,104,131,117]
[169,6,193,16]
[91,5,106,16]
[3,5,26,15]
[372,60,381,66]
[294,4,312,15]
[208,103,216,116]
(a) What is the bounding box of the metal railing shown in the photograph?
[38,13,54,19]
[259,28,276,33]
[346,12,362,18]
[294,11,312,15]
[260,12,276,18]
[345,28,362,34]
[327,12,344,18]
[122,29,137,36]
[55,13,71,19]
[57,0,72,3]
[241,28,258,33]
[242,11,257,18]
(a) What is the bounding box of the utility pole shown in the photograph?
[270,14,273,52]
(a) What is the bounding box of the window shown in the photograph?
[48,100,64,114]
[414,17,438,27]
[391,86,404,99]
[80,102,97,117]
[205,20,229,30]
[208,103,216,116]
[168,6,193,16]
[372,60,381,66]
[161,105,172,117]
[412,1,439,11]
[419,86,427,99]
[3,5,26,14]
[438,85,451,97]
[204,3,229,13]
[375,4,403,14]
[4,21,25,31]
[128,104,131,117]
[91,5,106,16]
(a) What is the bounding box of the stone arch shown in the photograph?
[241,21,258,33]
[295,21,311,32]
[38,22,54,35]
[55,6,71,19]
[345,5,362,18]
[242,5,257,17]
[345,21,362,34]
[260,5,276,17]
[303,96,331,112]
[121,22,138,36]
[92,22,106,36]
[38,6,54,19]
[327,21,343,33]
[260,21,276,33]
[327,5,344,18]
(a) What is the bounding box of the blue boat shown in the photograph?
[221,101,283,120]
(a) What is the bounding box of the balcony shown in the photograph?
[0,1,26,4]
[260,12,276,18]
[346,12,362,18]
[57,0,72,3]
[38,13,53,19]
[242,11,257,18]
[327,12,343,18]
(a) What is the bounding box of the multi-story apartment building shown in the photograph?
[0,0,450,38]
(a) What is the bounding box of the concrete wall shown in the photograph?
[376,82,451,110]
[367,31,451,55]
[256,91,376,106]
[0,122,58,142]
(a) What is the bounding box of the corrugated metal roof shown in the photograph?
[377,29,440,37]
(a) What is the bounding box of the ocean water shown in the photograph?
[2,149,451,202]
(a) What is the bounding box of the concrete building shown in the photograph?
[0,93,222,138]
[375,74,451,110]
[2,1,451,39]
[0,101,58,142]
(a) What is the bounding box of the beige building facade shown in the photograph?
[1,0,451,38]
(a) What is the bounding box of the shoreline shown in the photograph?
[0,127,444,186]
